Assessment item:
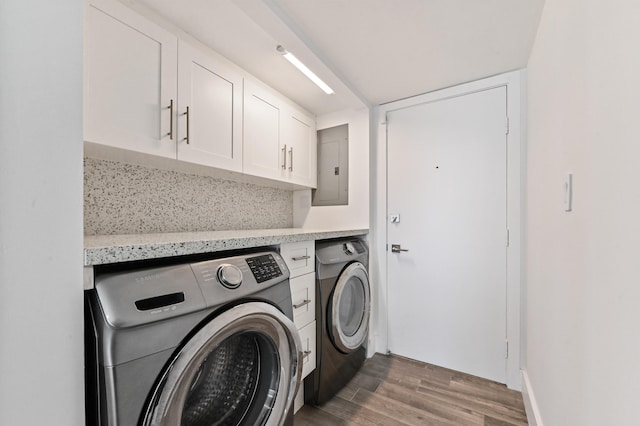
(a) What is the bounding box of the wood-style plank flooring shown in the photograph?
[294,353,528,426]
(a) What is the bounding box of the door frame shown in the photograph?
[370,70,524,390]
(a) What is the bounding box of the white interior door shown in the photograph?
[387,86,508,383]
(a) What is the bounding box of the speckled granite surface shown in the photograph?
[84,158,293,235]
[84,228,369,265]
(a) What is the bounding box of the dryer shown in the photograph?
[305,238,370,405]
[85,250,302,426]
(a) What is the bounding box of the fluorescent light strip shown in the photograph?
[278,47,334,95]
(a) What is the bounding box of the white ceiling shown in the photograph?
[134,0,545,115]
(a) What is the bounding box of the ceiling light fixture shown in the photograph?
[276,45,334,95]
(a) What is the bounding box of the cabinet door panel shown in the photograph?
[85,0,176,158]
[243,81,282,180]
[286,110,316,187]
[299,320,317,379]
[177,42,242,171]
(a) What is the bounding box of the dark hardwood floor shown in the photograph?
[294,353,528,426]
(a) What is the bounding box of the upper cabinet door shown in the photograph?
[244,78,317,187]
[243,80,283,181]
[85,0,177,158]
[85,0,318,188]
[284,108,317,188]
[177,41,243,172]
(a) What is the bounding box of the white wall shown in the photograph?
[525,1,640,424]
[0,1,85,425]
[293,108,370,230]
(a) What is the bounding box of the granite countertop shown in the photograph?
[84,228,369,266]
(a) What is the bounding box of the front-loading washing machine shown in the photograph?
[305,238,370,405]
[85,249,302,426]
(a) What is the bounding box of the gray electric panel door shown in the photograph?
[312,124,348,206]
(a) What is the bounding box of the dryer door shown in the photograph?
[329,262,371,353]
[142,302,302,426]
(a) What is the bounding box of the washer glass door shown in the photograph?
[142,302,302,426]
[330,262,371,353]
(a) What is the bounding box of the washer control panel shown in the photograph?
[94,250,291,327]
[246,254,283,283]
[189,251,290,306]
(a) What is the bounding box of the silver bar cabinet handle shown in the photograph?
[167,99,174,140]
[289,147,293,171]
[293,299,311,309]
[291,255,311,261]
[183,106,190,144]
[281,144,287,169]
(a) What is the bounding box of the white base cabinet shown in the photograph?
[290,273,315,328]
[294,382,305,413]
[281,240,317,414]
[293,318,317,414]
[280,240,315,278]
[298,320,317,380]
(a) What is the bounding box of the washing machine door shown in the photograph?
[330,262,371,353]
[142,302,302,426]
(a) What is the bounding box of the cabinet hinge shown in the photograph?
[505,116,510,135]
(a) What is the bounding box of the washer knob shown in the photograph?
[217,264,243,289]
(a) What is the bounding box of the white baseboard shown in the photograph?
[521,370,544,426]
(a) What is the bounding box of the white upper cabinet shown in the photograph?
[85,0,177,158]
[85,0,317,188]
[284,108,317,187]
[244,79,317,187]
[177,41,243,172]
[243,79,283,181]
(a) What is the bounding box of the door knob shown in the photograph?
[391,244,409,253]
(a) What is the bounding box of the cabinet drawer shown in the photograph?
[290,273,315,329]
[298,320,316,380]
[280,240,314,278]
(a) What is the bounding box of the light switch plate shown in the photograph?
[564,173,573,212]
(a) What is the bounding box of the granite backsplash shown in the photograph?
[84,158,293,235]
